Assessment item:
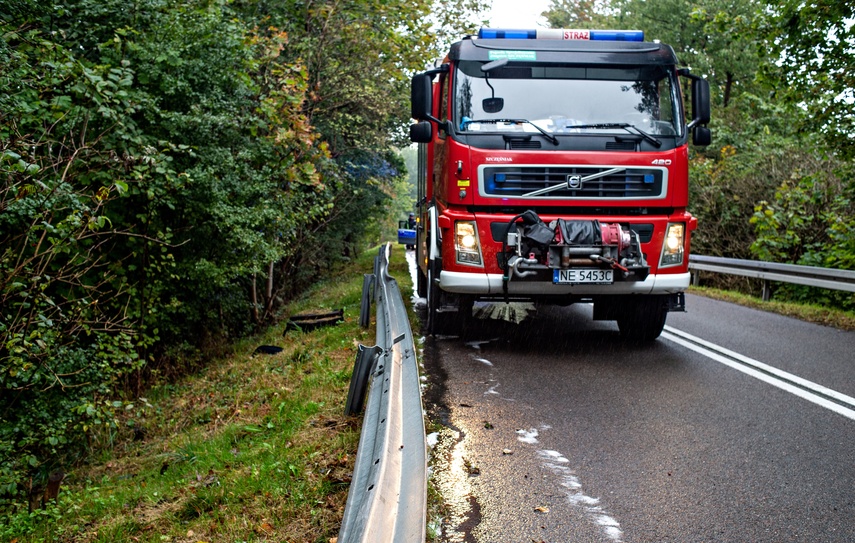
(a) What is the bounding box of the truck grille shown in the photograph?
[481,166,666,199]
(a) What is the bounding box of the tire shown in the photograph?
[457,295,475,340]
[617,296,668,342]
[426,259,441,335]
[417,266,427,298]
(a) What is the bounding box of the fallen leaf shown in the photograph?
[463,458,480,475]
[534,505,550,513]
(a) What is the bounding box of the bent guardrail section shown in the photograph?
[689,254,855,301]
[339,244,427,542]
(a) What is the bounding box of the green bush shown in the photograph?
[750,164,855,309]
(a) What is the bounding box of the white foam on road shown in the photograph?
[517,427,625,542]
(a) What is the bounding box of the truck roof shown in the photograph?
[449,36,679,66]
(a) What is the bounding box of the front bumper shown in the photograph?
[439,271,691,296]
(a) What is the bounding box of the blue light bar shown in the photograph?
[589,30,645,41]
[478,28,644,42]
[478,28,537,39]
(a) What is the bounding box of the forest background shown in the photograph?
[1,0,853,513]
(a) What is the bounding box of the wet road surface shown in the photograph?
[417,296,855,543]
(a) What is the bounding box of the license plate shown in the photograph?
[553,268,613,284]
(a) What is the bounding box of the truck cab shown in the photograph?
[410,28,710,340]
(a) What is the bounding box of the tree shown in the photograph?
[601,0,764,108]
[543,0,615,28]
[1,0,331,502]
[763,1,855,159]
[1,6,151,499]
[223,0,487,320]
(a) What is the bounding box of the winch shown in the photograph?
[502,210,649,282]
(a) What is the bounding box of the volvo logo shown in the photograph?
[567,174,583,189]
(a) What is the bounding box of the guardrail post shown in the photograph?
[359,274,375,328]
[374,247,382,277]
[345,344,382,416]
[761,279,771,302]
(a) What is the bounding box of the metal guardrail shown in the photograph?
[689,254,855,301]
[339,244,427,543]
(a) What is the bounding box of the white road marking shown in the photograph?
[662,326,855,421]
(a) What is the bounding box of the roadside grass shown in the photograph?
[3,245,414,543]
[689,286,855,332]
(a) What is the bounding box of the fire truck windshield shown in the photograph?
[454,61,683,138]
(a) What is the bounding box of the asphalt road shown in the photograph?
[419,293,855,543]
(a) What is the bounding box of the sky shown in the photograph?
[482,0,552,29]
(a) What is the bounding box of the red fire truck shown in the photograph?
[410,28,711,340]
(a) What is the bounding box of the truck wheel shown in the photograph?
[426,260,441,335]
[617,296,668,342]
[417,266,427,298]
[457,295,475,340]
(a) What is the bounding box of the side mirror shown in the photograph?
[411,74,433,121]
[690,78,711,127]
[410,121,432,143]
[693,126,711,146]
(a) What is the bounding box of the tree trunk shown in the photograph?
[264,261,275,321]
[724,72,734,108]
[250,274,259,324]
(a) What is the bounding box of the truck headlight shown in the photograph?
[660,223,685,267]
[455,221,482,266]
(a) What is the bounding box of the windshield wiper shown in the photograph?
[565,123,661,148]
[461,118,559,145]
